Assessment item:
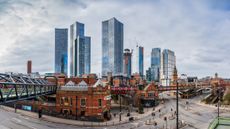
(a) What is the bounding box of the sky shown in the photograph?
[0,0,230,78]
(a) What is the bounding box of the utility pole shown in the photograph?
[176,81,179,129]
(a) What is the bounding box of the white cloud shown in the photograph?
[0,0,230,78]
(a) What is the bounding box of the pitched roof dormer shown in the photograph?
[65,81,76,86]
[93,79,106,87]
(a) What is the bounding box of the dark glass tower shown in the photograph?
[55,28,68,75]
[69,22,91,77]
[102,17,124,77]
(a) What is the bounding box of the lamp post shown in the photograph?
[119,89,121,122]
[119,76,123,122]
[176,80,179,129]
[217,83,220,125]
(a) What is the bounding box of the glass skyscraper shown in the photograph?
[151,48,161,81]
[102,17,124,77]
[160,49,176,86]
[55,28,68,75]
[123,49,132,78]
[69,21,91,77]
[84,36,91,74]
[136,45,144,77]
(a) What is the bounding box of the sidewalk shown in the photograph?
[0,104,162,127]
[197,101,230,111]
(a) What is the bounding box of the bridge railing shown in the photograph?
[0,73,57,105]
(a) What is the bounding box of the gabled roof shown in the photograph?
[65,81,76,86]
[93,79,106,87]
[61,80,88,91]
[77,80,87,86]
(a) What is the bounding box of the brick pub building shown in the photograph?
[56,78,111,121]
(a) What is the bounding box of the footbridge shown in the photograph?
[0,73,57,105]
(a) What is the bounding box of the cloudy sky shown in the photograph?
[0,0,230,78]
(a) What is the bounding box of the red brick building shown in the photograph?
[56,79,111,121]
[136,83,158,107]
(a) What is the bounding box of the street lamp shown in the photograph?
[176,80,179,129]
[217,83,220,125]
[119,85,122,122]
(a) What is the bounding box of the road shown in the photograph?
[0,94,229,129]
[0,106,92,129]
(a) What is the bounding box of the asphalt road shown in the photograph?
[0,93,229,129]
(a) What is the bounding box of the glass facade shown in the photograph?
[102,17,123,76]
[123,49,132,78]
[137,46,144,77]
[69,22,91,77]
[84,36,91,74]
[55,28,68,75]
[150,48,161,82]
[160,49,176,86]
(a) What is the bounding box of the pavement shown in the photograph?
[0,93,230,129]
[0,103,164,128]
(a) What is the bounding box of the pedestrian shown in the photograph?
[38,109,42,118]
[14,103,17,113]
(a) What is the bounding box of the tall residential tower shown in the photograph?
[69,22,91,77]
[151,48,161,81]
[102,17,124,77]
[136,45,144,77]
[55,28,68,75]
[160,49,176,86]
[123,49,132,78]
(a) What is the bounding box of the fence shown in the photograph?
[208,117,230,129]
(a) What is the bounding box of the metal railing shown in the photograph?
[0,73,57,104]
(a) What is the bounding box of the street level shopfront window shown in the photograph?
[81,99,86,107]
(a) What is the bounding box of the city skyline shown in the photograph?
[0,1,230,129]
[1,0,230,78]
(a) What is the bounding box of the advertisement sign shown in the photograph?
[22,105,32,111]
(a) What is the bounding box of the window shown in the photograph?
[70,98,72,106]
[98,99,102,107]
[64,97,68,103]
[81,99,86,107]
[60,98,63,105]
[148,93,153,97]
[64,97,69,106]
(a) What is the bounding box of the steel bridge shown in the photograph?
[0,73,57,105]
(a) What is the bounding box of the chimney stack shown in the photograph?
[27,60,32,74]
